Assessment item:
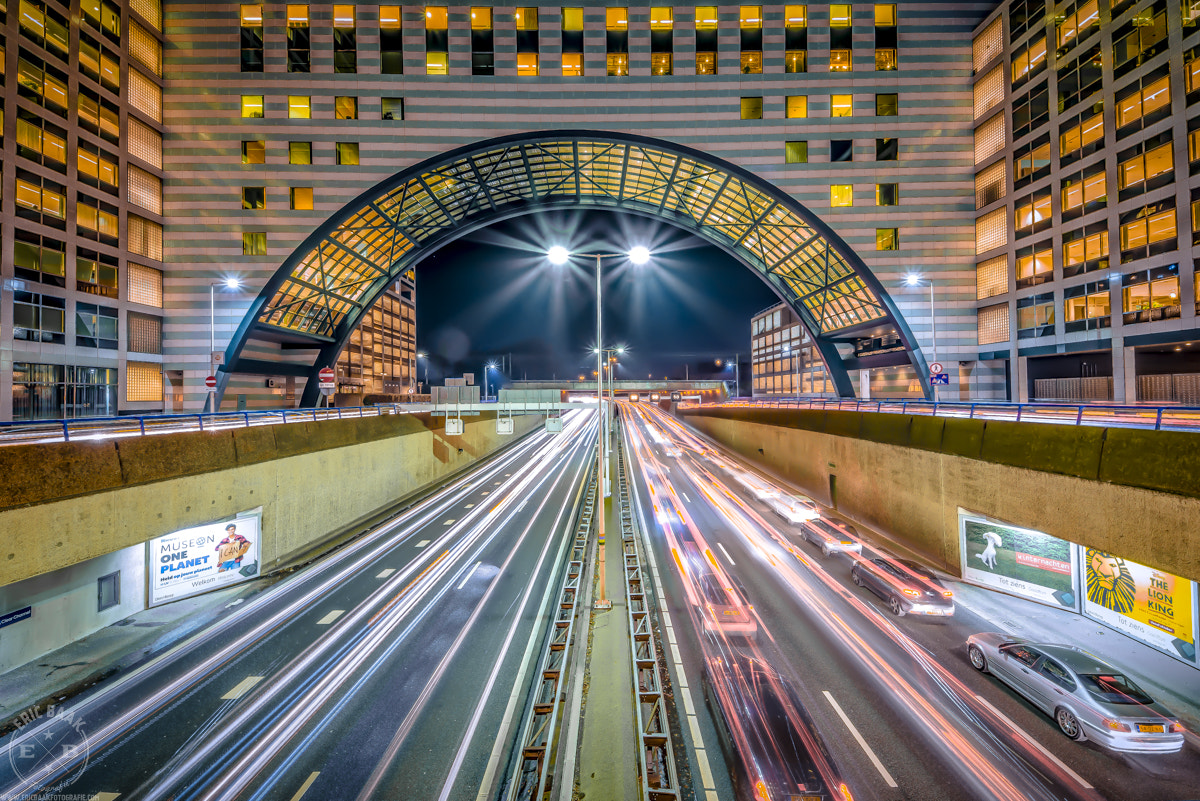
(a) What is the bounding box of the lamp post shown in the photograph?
[483,360,498,400]
[717,356,740,399]
[593,346,625,455]
[208,277,242,411]
[416,351,428,393]
[549,245,650,608]
[904,273,938,401]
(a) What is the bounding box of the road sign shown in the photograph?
[931,373,950,385]
[318,367,336,395]
[929,362,944,375]
[205,375,217,390]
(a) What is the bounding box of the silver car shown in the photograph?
[966,633,1185,753]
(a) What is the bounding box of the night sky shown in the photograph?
[415,210,779,391]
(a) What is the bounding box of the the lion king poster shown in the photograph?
[1083,549,1196,663]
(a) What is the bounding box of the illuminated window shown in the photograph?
[129,263,163,307]
[875,4,896,25]
[289,141,312,164]
[562,53,583,76]
[1016,242,1053,288]
[1116,75,1170,129]
[1015,191,1052,234]
[382,97,404,120]
[874,4,896,71]
[696,5,718,75]
[15,174,66,225]
[1059,111,1103,161]
[241,95,263,118]
[427,6,448,74]
[830,4,851,25]
[1118,138,1173,196]
[287,4,310,72]
[975,160,1006,208]
[976,255,1007,299]
[973,17,1002,73]
[830,185,853,206]
[740,97,763,119]
[785,5,807,73]
[1122,265,1180,324]
[517,53,539,75]
[785,141,807,163]
[977,302,1009,345]
[830,3,851,71]
[875,93,897,116]
[741,51,762,73]
[13,232,66,287]
[17,55,69,116]
[1011,37,1046,84]
[426,51,448,74]
[740,5,762,73]
[1119,203,1176,260]
[76,194,118,241]
[128,215,163,260]
[1056,0,1098,50]
[336,142,359,165]
[607,8,628,75]
[831,94,852,117]
[127,165,161,215]
[1063,224,1108,276]
[335,96,357,120]
[563,7,583,74]
[876,228,898,250]
[1017,292,1055,336]
[830,49,852,71]
[976,207,1007,253]
[288,95,310,119]
[973,64,1004,119]
[974,113,1004,164]
[77,249,119,298]
[1063,280,1110,331]
[696,52,716,75]
[1060,168,1106,217]
[126,362,163,402]
[649,8,672,74]
[243,231,267,255]
[290,187,314,210]
[786,96,807,118]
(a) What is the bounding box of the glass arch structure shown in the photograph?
[217,130,932,407]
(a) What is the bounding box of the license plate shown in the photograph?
[1139,724,1165,733]
[723,610,740,616]
[840,541,854,545]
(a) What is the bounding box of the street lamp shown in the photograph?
[416,351,428,392]
[717,356,740,399]
[904,272,939,400]
[483,360,498,400]
[208,277,242,411]
[549,245,651,609]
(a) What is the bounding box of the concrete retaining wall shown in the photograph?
[0,412,543,588]
[680,408,1200,583]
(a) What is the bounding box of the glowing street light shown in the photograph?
[208,276,243,411]
[902,272,939,401]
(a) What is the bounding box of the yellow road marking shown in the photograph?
[221,675,264,700]
[316,610,344,625]
[289,772,320,801]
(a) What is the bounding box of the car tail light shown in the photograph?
[839,783,854,801]
[1100,717,1131,732]
[902,588,921,598]
[1170,721,1186,733]
[941,590,954,597]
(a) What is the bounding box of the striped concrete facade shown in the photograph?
[972,0,1200,404]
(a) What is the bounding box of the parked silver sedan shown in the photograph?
[966,632,1185,753]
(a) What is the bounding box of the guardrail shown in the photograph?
[699,398,1200,432]
[0,404,421,446]
[616,439,680,801]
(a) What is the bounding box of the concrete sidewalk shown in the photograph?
[951,580,1200,746]
[576,462,639,801]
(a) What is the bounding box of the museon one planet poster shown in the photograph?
[959,511,1078,609]
[148,510,262,606]
[1083,549,1197,663]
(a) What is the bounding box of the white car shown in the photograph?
[769,495,819,524]
[800,518,863,557]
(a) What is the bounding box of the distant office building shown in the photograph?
[334,271,417,398]
[751,302,836,397]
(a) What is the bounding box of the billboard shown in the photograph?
[1083,550,1197,663]
[148,510,261,606]
[959,511,1078,609]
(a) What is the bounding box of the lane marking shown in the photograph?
[376,568,395,579]
[823,690,898,787]
[482,491,491,495]
[494,481,502,485]
[716,542,736,566]
[457,561,482,590]
[221,675,264,700]
[465,503,475,508]
[289,772,320,801]
[90,794,121,801]
[973,694,1094,790]
[416,539,431,548]
[443,519,456,525]
[316,609,345,625]
[681,492,690,503]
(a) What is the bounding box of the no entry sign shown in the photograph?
[205,375,217,390]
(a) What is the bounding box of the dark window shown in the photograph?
[77,248,119,298]
[242,186,266,210]
[334,7,357,73]
[875,93,898,116]
[240,5,263,72]
[830,139,853,162]
[382,97,404,121]
[1013,86,1050,139]
[13,231,67,287]
[1017,293,1055,338]
[1057,44,1102,113]
[1112,3,1167,79]
[876,183,898,206]
[380,6,403,74]
[98,571,120,611]
[876,138,897,160]
[287,9,310,72]
[76,302,119,349]
[128,311,163,354]
[13,291,66,344]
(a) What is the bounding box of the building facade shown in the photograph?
[4,1,1007,420]
[971,0,1200,403]
[750,300,838,396]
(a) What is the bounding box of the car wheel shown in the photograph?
[888,595,905,616]
[851,569,863,587]
[1056,708,1086,741]
[968,645,987,672]
[821,545,831,558]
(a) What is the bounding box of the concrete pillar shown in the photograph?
[1016,355,1030,402]
[859,369,871,400]
[1113,343,1137,404]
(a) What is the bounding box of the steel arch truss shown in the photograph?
[219,131,931,406]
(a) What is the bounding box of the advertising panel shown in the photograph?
[959,511,1078,609]
[148,510,261,606]
[1083,549,1197,663]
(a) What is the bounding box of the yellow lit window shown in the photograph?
[651,7,672,29]
[335,95,357,119]
[240,4,262,25]
[425,6,447,28]
[875,48,897,70]
[288,95,311,118]
[287,4,308,25]
[471,7,492,29]
[1120,209,1176,250]
[427,51,448,74]
[875,4,896,25]
[1061,171,1105,211]
[1188,53,1200,94]
[696,6,718,29]
[786,95,807,117]
[242,140,265,164]
[290,187,314,210]
[785,5,807,27]
[515,7,537,30]
[517,53,539,75]
[606,7,627,29]
[607,53,628,76]
[696,52,716,74]
[786,51,807,72]
[241,95,264,118]
[740,97,763,119]
[333,4,354,27]
[830,49,852,71]
[563,7,583,31]
[831,94,852,116]
[1059,112,1103,157]
[741,51,762,73]
[380,6,401,28]
[830,4,851,26]
[785,141,807,163]
[876,228,898,250]
[740,5,762,28]
[831,185,853,206]
[1119,142,1172,190]
[562,52,583,76]
[652,53,673,75]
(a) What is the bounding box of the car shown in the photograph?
[966,633,1185,753]
[850,557,954,616]
[734,471,778,500]
[800,518,864,557]
[697,572,757,640]
[769,495,819,525]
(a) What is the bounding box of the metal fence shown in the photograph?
[704,398,1200,432]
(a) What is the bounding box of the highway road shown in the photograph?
[0,411,595,801]
[621,401,1200,801]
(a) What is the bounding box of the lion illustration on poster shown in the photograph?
[1086,549,1136,614]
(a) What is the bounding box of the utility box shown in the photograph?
[545,417,563,434]
[446,418,464,436]
[496,417,514,435]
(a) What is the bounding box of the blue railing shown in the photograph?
[704,397,1200,432]
[0,403,426,446]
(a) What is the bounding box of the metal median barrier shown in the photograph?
[616,439,681,801]
[501,463,598,801]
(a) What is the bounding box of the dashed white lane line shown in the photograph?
[221,675,264,700]
[465,503,475,508]
[288,772,320,801]
[443,518,456,525]
[681,492,691,503]
[716,542,736,566]
[823,690,898,788]
[973,694,1094,790]
[89,794,120,801]
[316,609,345,625]
[416,539,431,547]
[457,561,482,590]
[376,568,395,579]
